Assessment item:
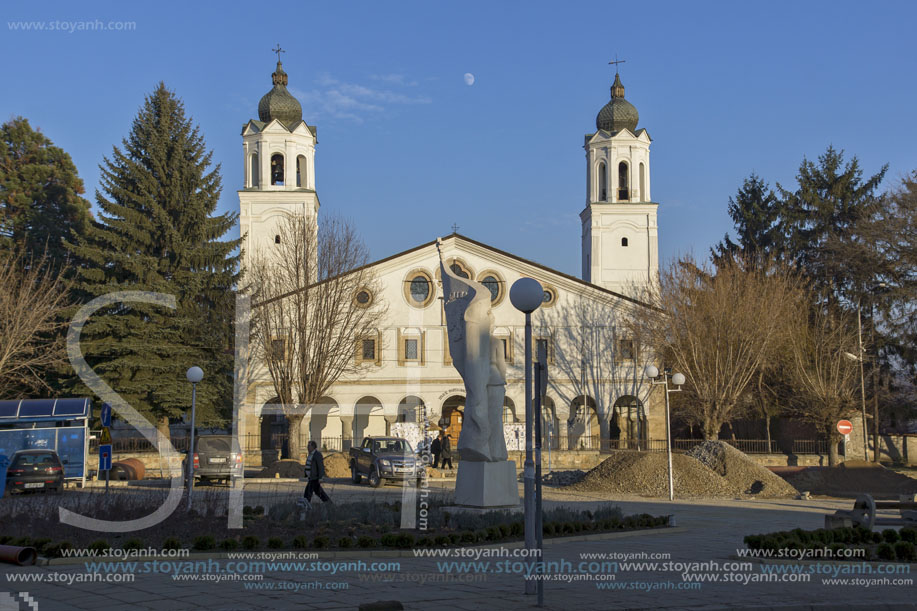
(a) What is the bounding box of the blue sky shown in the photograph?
[3,1,915,275]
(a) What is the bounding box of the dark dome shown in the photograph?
[596,73,638,133]
[258,61,302,129]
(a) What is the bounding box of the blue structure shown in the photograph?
[0,398,90,487]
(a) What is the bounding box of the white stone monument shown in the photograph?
[438,240,519,507]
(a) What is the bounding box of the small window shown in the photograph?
[410,278,430,303]
[502,405,515,424]
[598,161,607,201]
[404,338,419,361]
[296,154,307,188]
[362,339,376,361]
[354,288,373,307]
[618,339,635,361]
[450,261,470,278]
[618,161,629,201]
[274,234,281,245]
[270,338,286,360]
[621,237,628,247]
[501,338,510,360]
[541,286,557,307]
[270,153,284,185]
[405,271,435,307]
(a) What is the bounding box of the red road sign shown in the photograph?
[837,420,854,435]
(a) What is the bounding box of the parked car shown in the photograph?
[349,436,421,487]
[182,435,243,485]
[5,449,64,494]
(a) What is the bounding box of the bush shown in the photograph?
[45,541,72,558]
[882,529,900,544]
[242,536,259,550]
[312,536,329,549]
[193,536,216,551]
[379,534,397,548]
[243,506,253,515]
[253,505,265,516]
[292,535,309,549]
[267,537,284,549]
[434,535,450,546]
[357,536,375,548]
[877,543,896,561]
[461,531,476,544]
[220,539,239,551]
[395,534,415,549]
[894,541,916,562]
[30,538,52,553]
[12,537,32,547]
[498,524,510,538]
[0,536,11,545]
[338,537,353,549]
[122,538,144,551]
[900,528,917,544]
[871,531,884,544]
[162,537,182,550]
[510,521,523,537]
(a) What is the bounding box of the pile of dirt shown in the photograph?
[253,452,350,479]
[323,452,351,478]
[569,451,739,497]
[688,441,798,497]
[779,461,917,499]
[543,470,586,486]
[256,459,304,478]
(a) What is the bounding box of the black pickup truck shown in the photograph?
[349,437,421,487]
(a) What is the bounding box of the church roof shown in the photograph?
[596,73,639,133]
[256,233,654,311]
[258,60,303,130]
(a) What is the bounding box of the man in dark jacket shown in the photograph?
[440,431,454,470]
[430,435,442,468]
[302,440,331,504]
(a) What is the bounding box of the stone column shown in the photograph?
[340,416,354,452]
[384,414,398,436]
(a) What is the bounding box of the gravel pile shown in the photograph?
[781,461,917,499]
[543,470,586,486]
[569,451,739,497]
[323,452,351,478]
[254,452,351,479]
[688,441,798,497]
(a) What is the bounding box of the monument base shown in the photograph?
[453,460,519,508]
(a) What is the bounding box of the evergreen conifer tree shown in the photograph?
[66,83,240,431]
[0,117,91,265]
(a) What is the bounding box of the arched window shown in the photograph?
[296,154,307,188]
[639,162,646,202]
[621,237,628,247]
[274,234,281,245]
[618,162,629,201]
[598,161,607,201]
[250,153,259,188]
[270,153,284,185]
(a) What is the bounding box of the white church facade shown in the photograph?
[238,59,665,460]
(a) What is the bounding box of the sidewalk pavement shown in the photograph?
[2,496,915,610]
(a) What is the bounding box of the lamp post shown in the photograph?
[186,366,204,512]
[844,302,869,460]
[510,277,543,596]
[644,365,684,501]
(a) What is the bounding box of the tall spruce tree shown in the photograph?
[66,83,240,432]
[712,173,784,264]
[0,117,91,265]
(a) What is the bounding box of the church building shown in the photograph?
[238,59,665,461]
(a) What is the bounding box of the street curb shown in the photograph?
[37,526,684,566]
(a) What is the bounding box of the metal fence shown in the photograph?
[90,435,831,456]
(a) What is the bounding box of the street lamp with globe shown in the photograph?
[186,366,204,511]
[510,277,543,596]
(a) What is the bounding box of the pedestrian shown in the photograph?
[430,433,442,468]
[301,440,331,505]
[440,430,454,470]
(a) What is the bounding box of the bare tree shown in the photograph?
[248,213,385,457]
[786,302,860,466]
[538,296,656,449]
[0,248,71,398]
[643,255,803,440]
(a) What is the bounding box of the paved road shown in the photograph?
[2,484,915,610]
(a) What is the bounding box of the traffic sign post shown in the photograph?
[101,403,112,428]
[838,420,854,458]
[99,443,112,492]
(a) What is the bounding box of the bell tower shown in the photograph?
[238,51,319,271]
[580,66,658,298]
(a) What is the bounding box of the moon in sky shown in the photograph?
[464,72,475,86]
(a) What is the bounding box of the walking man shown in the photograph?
[430,433,442,468]
[440,430,454,470]
[302,440,331,505]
